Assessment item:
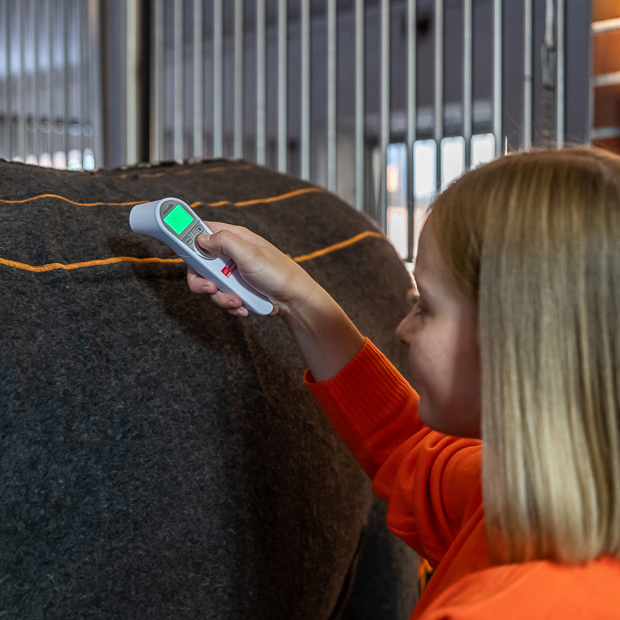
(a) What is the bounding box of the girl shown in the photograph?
[187,147,620,618]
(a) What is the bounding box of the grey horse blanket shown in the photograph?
[0,158,418,619]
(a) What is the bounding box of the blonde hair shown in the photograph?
[430,147,620,564]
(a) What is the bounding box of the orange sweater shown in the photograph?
[305,338,620,619]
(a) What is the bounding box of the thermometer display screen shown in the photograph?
[164,205,193,235]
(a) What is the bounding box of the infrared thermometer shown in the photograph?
[130,197,274,315]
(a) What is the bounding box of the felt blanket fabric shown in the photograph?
[0,159,418,619]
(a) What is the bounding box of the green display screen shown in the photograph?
[164,205,194,235]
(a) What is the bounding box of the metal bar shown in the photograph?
[213,0,223,158]
[256,0,266,165]
[556,0,564,148]
[64,0,72,162]
[523,0,532,151]
[327,0,337,192]
[463,0,472,169]
[90,0,103,168]
[234,0,244,159]
[48,0,53,160]
[127,0,138,165]
[79,0,89,162]
[355,0,364,212]
[193,0,203,159]
[34,0,40,161]
[591,17,620,33]
[277,0,287,173]
[1,0,7,160]
[591,126,620,140]
[18,2,26,160]
[590,72,620,88]
[493,0,502,157]
[406,0,416,261]
[380,0,390,231]
[174,0,183,161]
[435,0,443,192]
[151,0,163,161]
[300,0,310,180]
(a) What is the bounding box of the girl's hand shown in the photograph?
[187,221,364,381]
[187,222,319,318]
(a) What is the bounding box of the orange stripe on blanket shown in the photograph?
[0,230,385,274]
[293,231,385,263]
[0,256,184,273]
[191,186,327,209]
[0,194,148,207]
[0,185,324,209]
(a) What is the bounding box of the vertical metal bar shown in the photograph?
[463,0,472,170]
[406,0,416,262]
[90,0,103,168]
[152,0,163,161]
[234,0,244,159]
[556,0,564,148]
[127,0,138,165]
[193,0,203,159]
[327,0,337,192]
[18,2,26,160]
[1,0,7,160]
[256,0,266,165]
[79,0,88,163]
[435,0,443,193]
[493,0,502,157]
[380,0,389,231]
[300,0,310,180]
[64,0,71,163]
[75,0,81,162]
[277,0,287,173]
[174,0,183,160]
[355,0,364,212]
[7,0,12,161]
[523,0,532,151]
[34,0,40,161]
[213,0,223,157]
[49,0,55,161]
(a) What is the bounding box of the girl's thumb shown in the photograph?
[196,234,218,258]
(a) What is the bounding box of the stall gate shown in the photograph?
[0,0,591,261]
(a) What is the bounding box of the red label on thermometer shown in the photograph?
[221,259,238,278]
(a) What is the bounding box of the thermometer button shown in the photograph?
[195,241,217,260]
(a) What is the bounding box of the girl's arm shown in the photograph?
[186,222,365,382]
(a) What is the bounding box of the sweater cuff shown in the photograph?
[304,338,417,446]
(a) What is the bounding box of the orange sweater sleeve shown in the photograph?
[305,338,482,565]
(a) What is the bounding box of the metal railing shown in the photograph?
[0,0,102,170]
[0,0,591,262]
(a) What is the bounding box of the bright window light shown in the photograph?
[441,136,465,190]
[53,151,67,170]
[387,206,408,260]
[471,133,495,167]
[68,149,82,171]
[414,140,437,200]
[39,153,52,167]
[83,148,95,171]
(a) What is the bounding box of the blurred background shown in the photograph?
[0,0,614,262]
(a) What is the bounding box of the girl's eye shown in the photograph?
[406,289,419,307]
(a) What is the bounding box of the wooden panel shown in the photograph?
[593,30,620,75]
[593,136,620,153]
[594,84,620,126]
[593,0,620,23]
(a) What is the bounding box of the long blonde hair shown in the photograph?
[430,147,620,563]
